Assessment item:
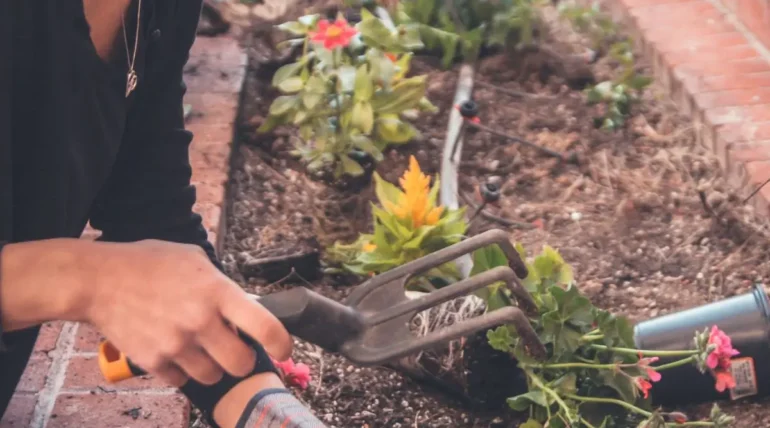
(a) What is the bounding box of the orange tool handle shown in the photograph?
[98,341,147,383]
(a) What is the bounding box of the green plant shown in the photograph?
[326,156,468,291]
[558,2,652,130]
[259,10,437,178]
[584,41,652,130]
[471,244,737,427]
[558,1,617,50]
[390,0,541,68]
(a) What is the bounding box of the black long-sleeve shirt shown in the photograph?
[0,0,220,343]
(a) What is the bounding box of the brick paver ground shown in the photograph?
[597,0,770,215]
[0,35,246,428]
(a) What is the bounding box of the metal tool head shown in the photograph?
[339,229,546,365]
[258,230,546,366]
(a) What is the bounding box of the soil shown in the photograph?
[196,3,770,427]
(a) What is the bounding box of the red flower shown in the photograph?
[638,356,662,382]
[272,358,312,390]
[635,377,653,399]
[309,18,358,50]
[385,53,398,62]
[706,326,739,369]
[713,369,737,393]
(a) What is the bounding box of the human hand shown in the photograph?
[83,239,292,387]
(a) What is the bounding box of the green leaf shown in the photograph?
[357,16,395,49]
[470,245,508,276]
[351,135,383,161]
[354,65,374,101]
[352,101,375,134]
[550,285,592,324]
[487,326,515,353]
[552,373,578,395]
[340,155,365,176]
[507,391,549,411]
[272,62,304,87]
[269,96,298,116]
[276,21,308,36]
[278,76,305,94]
[373,172,403,207]
[336,66,357,94]
[371,76,428,114]
[375,117,418,143]
[628,75,653,90]
[600,369,639,403]
[519,420,543,428]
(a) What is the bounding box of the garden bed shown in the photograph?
[213,3,770,427]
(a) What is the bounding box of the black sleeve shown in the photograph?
[0,242,7,351]
[88,0,222,269]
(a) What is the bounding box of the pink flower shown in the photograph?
[638,356,662,382]
[713,369,737,393]
[706,326,739,370]
[309,18,358,50]
[273,358,312,390]
[635,377,653,399]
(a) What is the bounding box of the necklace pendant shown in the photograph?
[125,70,138,97]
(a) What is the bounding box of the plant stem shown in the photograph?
[331,49,345,145]
[591,344,699,358]
[653,356,696,371]
[534,362,619,371]
[528,372,575,422]
[563,394,718,427]
[563,393,651,418]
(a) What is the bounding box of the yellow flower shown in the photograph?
[362,242,377,252]
[383,156,444,228]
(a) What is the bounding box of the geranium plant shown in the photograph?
[259,10,437,178]
[472,244,737,427]
[326,156,467,291]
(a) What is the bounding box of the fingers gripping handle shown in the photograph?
[97,288,364,383]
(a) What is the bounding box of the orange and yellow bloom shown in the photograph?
[383,156,444,228]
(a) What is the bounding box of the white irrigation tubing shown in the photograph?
[441,63,476,279]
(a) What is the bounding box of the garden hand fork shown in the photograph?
[98,229,547,382]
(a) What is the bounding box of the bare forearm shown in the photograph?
[0,238,96,332]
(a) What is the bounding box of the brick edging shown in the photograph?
[1,35,246,428]
[593,0,770,217]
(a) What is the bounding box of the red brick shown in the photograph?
[745,160,770,188]
[183,92,239,127]
[61,356,172,391]
[656,32,747,53]
[645,21,735,46]
[676,59,770,79]
[192,180,226,207]
[183,58,245,95]
[695,88,770,109]
[705,105,770,126]
[733,0,770,50]
[685,71,770,94]
[189,37,247,68]
[16,354,52,393]
[717,121,770,144]
[49,393,189,428]
[194,202,223,235]
[187,123,234,149]
[73,323,104,353]
[633,3,722,29]
[0,394,37,427]
[622,0,697,8]
[34,321,63,353]
[662,44,759,67]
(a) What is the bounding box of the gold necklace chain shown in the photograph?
[122,0,142,97]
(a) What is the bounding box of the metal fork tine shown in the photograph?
[343,306,547,365]
[365,266,524,326]
[345,230,528,308]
